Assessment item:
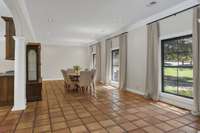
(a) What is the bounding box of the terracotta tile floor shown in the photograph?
[0,80,200,133]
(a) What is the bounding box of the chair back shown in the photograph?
[67,68,74,74]
[61,69,67,81]
[91,69,96,81]
[79,71,92,87]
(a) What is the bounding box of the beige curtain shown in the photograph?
[89,46,93,69]
[96,43,101,82]
[192,6,200,115]
[105,39,112,85]
[119,33,127,89]
[145,22,159,100]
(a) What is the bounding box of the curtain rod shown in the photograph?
[90,32,128,46]
[89,42,101,47]
[147,4,200,25]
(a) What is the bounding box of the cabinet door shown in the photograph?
[0,77,6,103]
[1,17,15,60]
[7,76,14,105]
[5,36,15,60]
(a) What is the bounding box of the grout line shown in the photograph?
[0,107,11,125]
[51,80,72,133]
[32,101,39,133]
[44,82,53,132]
[12,110,24,133]
[55,80,129,132]
[0,80,197,133]
[54,80,92,133]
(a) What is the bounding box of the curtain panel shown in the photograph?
[192,6,200,115]
[119,33,128,89]
[96,43,101,82]
[89,46,93,69]
[105,39,112,85]
[145,22,160,100]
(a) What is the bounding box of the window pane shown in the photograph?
[163,67,178,94]
[28,49,37,81]
[177,37,193,66]
[178,68,193,97]
[163,40,178,66]
[93,54,96,69]
[162,35,193,98]
[112,66,119,82]
[113,50,119,66]
[112,49,119,82]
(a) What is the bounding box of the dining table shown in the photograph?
[68,72,80,81]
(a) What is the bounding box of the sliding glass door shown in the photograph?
[161,35,193,98]
[111,49,119,82]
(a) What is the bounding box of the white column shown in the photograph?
[12,36,26,111]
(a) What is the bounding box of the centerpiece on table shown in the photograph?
[73,65,81,75]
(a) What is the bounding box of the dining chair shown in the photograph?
[61,69,76,93]
[61,69,68,92]
[67,68,74,74]
[91,69,96,94]
[77,71,92,94]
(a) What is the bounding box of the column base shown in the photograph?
[12,104,26,111]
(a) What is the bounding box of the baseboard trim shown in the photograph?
[12,104,26,111]
[159,92,193,110]
[126,88,145,96]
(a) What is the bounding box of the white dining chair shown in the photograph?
[77,71,92,94]
[91,69,96,94]
[61,69,77,93]
[61,69,68,91]
[66,68,74,74]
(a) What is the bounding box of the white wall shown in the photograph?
[127,26,147,94]
[160,9,192,38]
[0,39,14,73]
[41,45,89,80]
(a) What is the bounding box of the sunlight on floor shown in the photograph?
[102,85,118,90]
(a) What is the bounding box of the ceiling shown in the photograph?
[24,0,186,46]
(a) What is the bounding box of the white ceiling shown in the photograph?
[25,0,186,46]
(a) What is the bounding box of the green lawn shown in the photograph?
[164,68,193,82]
[164,86,192,98]
[164,67,193,98]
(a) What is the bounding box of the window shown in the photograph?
[161,35,193,98]
[111,49,119,82]
[93,54,96,69]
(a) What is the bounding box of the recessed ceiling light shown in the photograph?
[48,18,54,23]
[146,1,157,7]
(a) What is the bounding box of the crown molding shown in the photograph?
[43,42,89,47]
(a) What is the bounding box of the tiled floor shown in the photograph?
[0,80,200,133]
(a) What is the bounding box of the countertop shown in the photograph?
[0,72,14,77]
